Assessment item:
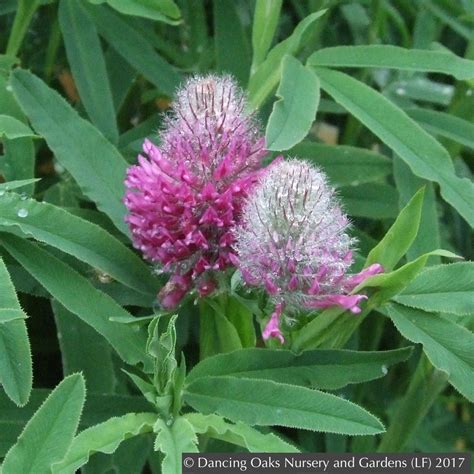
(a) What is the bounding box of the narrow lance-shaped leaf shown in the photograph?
[52,301,116,394]
[393,156,441,263]
[52,412,157,474]
[365,187,425,270]
[0,114,36,139]
[0,389,153,454]
[308,45,474,80]
[9,69,129,234]
[393,262,474,316]
[0,256,28,324]
[185,413,299,452]
[154,417,198,474]
[0,179,40,193]
[248,10,326,108]
[93,0,182,24]
[186,347,413,390]
[266,56,320,151]
[213,0,251,85]
[383,303,474,402]
[0,257,32,407]
[0,233,149,367]
[1,374,86,474]
[312,67,474,227]
[406,108,474,150]
[59,0,118,142]
[251,0,283,73]
[0,192,157,295]
[83,3,180,96]
[184,376,385,435]
[289,142,392,187]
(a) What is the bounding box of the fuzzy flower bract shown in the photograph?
[124,75,266,308]
[234,160,383,343]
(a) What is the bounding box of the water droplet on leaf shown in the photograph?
[17,208,28,218]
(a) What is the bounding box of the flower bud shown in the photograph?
[234,160,383,342]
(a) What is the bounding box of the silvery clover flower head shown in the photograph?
[233,160,383,343]
[124,74,266,309]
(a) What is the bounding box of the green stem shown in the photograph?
[6,0,40,56]
[377,354,448,452]
[43,16,62,83]
[291,304,373,352]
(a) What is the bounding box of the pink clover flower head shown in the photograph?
[124,75,267,309]
[233,160,383,342]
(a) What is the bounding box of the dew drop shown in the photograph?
[0,190,5,197]
[166,417,174,426]
[17,208,28,218]
[20,193,28,201]
[395,87,406,96]
[5,85,13,92]
[381,365,388,375]
[466,89,473,97]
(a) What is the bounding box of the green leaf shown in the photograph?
[52,412,157,473]
[0,257,32,407]
[0,114,35,139]
[289,142,392,187]
[0,179,40,193]
[251,0,282,73]
[393,157,440,263]
[0,70,35,197]
[225,295,256,349]
[366,187,425,271]
[0,192,157,295]
[387,77,453,106]
[185,413,299,452]
[357,250,459,305]
[248,10,326,108]
[0,256,28,324]
[199,298,243,360]
[266,57,319,151]
[1,373,86,474]
[0,321,32,408]
[97,0,181,24]
[154,417,198,474]
[0,233,149,367]
[407,108,474,150]
[213,0,251,86]
[184,376,385,435]
[0,390,152,457]
[308,45,474,80]
[384,303,474,402]
[84,4,180,96]
[393,262,474,316]
[59,0,118,142]
[2,139,35,197]
[339,183,398,219]
[312,67,474,227]
[186,347,412,389]
[10,69,129,234]
[352,249,461,298]
[52,301,116,393]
